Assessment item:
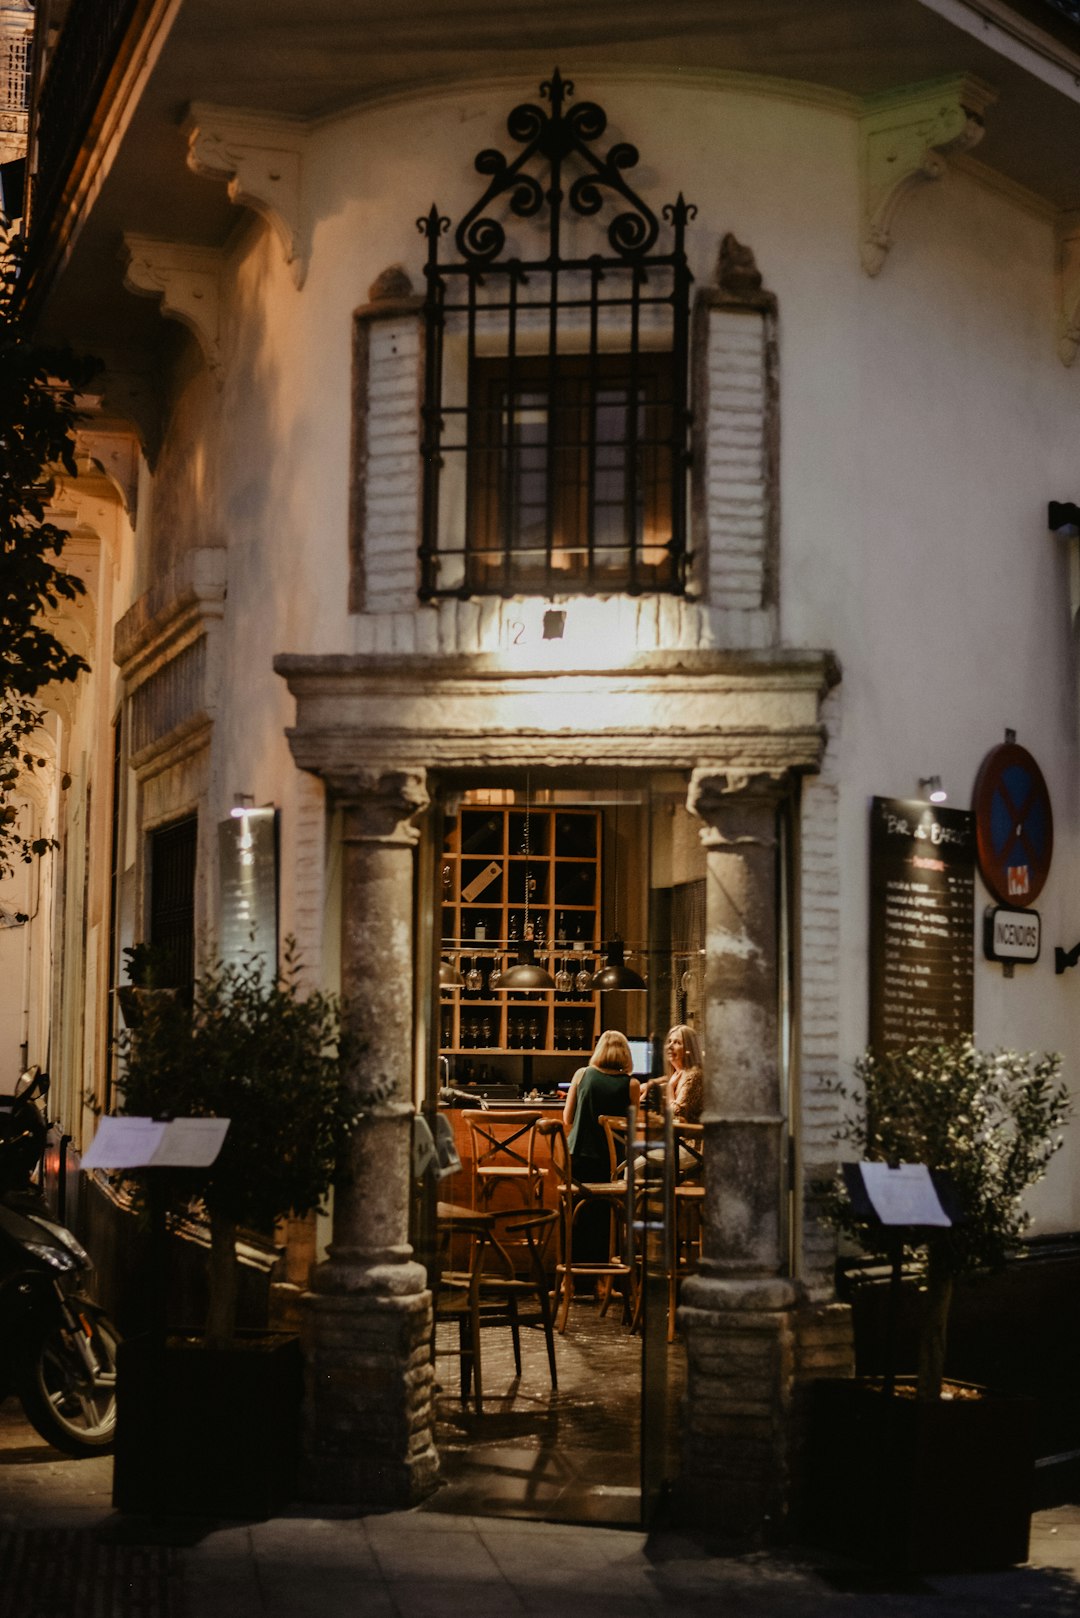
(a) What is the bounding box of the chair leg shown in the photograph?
[533,1272,558,1391]
[458,1316,471,1404]
[508,1294,522,1377]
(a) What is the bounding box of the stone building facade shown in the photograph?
[13,0,1080,1538]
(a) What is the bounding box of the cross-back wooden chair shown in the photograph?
[462,1108,545,1213]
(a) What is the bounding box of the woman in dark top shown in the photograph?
[563,1030,640,1263]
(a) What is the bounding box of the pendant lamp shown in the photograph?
[439,955,464,988]
[595,773,646,992]
[593,935,646,992]
[497,777,555,992]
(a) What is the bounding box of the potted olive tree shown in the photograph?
[111,942,357,1518]
[807,1037,1070,1572]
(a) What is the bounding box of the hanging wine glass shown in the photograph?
[488,960,502,991]
[465,956,482,992]
[575,963,594,993]
[555,957,572,992]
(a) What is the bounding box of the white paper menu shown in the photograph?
[81,1115,230,1170]
[859,1161,951,1227]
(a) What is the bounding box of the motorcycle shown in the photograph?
[0,1067,118,1455]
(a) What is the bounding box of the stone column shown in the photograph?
[678,766,799,1541]
[300,767,438,1507]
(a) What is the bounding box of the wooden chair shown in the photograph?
[432,1203,494,1413]
[462,1108,545,1213]
[434,1202,559,1409]
[538,1118,635,1333]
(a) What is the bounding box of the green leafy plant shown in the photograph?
[117,940,358,1347]
[823,1038,1071,1400]
[0,225,98,881]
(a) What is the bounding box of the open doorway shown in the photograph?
[414,773,707,1527]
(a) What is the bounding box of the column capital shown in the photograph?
[329,768,429,845]
[687,766,791,845]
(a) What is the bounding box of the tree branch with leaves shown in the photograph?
[0,224,98,884]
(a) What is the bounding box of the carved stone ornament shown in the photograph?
[859,76,996,277]
[122,236,224,382]
[184,104,308,288]
[73,426,140,518]
[716,233,763,300]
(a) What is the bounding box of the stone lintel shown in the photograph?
[275,651,835,778]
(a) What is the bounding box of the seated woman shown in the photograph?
[639,1024,704,1177]
[643,1025,704,1124]
[562,1030,640,1263]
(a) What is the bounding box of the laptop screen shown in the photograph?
[627,1037,653,1077]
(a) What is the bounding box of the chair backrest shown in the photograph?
[462,1108,543,1181]
[674,1121,704,1182]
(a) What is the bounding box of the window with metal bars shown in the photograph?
[1,32,30,113]
[418,72,694,599]
[149,815,197,1002]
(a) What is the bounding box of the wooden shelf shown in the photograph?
[440,806,602,1056]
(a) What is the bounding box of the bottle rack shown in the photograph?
[440,806,602,1056]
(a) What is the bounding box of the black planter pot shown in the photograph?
[804,1377,1036,1573]
[113,1331,302,1519]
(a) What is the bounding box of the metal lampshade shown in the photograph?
[592,938,646,992]
[496,938,556,992]
[439,956,464,988]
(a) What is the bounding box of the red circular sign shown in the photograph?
[972,743,1053,907]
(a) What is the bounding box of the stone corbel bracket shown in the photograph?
[184,103,308,288]
[122,235,224,383]
[1056,210,1080,366]
[859,76,997,276]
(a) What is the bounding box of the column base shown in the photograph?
[675,1274,800,1544]
[299,1284,438,1508]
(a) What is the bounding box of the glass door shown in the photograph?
[638,1099,677,1523]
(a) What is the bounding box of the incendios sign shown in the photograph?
[869,797,975,1053]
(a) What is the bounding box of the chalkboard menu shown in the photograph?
[218,809,278,974]
[869,796,975,1053]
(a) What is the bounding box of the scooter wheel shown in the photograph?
[19,1311,119,1456]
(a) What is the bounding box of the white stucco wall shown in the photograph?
[132,72,1080,1231]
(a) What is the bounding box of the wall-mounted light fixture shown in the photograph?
[230,793,255,818]
[918,775,947,804]
[1049,501,1080,535]
[1055,942,1080,975]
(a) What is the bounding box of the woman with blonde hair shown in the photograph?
[649,1024,703,1123]
[562,1031,639,1262]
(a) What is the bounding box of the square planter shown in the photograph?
[804,1377,1036,1573]
[113,1330,302,1519]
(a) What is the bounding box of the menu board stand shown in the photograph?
[841,1162,957,1399]
[82,1113,230,1343]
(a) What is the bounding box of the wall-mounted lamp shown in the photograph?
[230,793,255,818]
[1055,942,1080,975]
[1049,501,1080,536]
[919,775,947,804]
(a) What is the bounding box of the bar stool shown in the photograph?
[432,1203,494,1412]
[539,1118,635,1333]
[434,1201,559,1407]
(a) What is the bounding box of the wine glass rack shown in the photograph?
[440,806,602,1056]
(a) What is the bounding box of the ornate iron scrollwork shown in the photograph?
[433,69,663,265]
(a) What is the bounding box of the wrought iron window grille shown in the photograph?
[416,70,696,600]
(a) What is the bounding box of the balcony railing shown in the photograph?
[30,0,140,240]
